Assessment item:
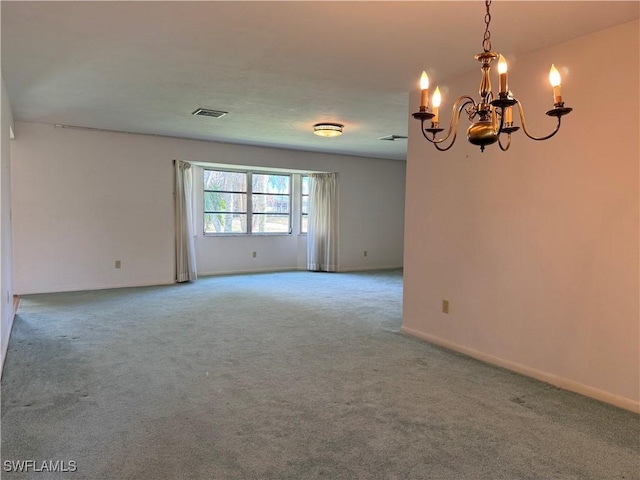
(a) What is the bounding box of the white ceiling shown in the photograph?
[2,1,638,161]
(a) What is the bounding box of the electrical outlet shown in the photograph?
[442,299,449,314]
[252,251,257,258]
[115,260,121,269]
[364,250,368,257]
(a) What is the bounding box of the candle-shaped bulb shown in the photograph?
[420,71,429,109]
[432,86,441,123]
[497,54,508,94]
[504,106,513,124]
[420,71,430,90]
[548,64,561,87]
[549,64,562,104]
[497,55,508,74]
[432,86,441,108]
[504,90,513,124]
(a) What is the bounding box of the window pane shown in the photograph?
[252,214,290,233]
[204,192,246,213]
[252,194,290,214]
[252,174,290,194]
[204,170,246,192]
[301,215,308,234]
[301,196,308,215]
[302,176,309,195]
[204,213,247,234]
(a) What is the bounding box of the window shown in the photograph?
[204,170,247,234]
[252,173,290,233]
[204,169,291,235]
[301,175,309,234]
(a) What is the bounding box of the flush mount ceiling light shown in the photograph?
[412,0,572,152]
[313,123,344,137]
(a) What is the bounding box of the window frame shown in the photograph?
[203,168,292,236]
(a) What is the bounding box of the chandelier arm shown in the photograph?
[432,97,477,151]
[433,139,457,152]
[498,133,512,151]
[515,100,562,141]
[419,120,438,143]
[429,96,477,148]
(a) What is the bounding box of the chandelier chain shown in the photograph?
[483,0,492,53]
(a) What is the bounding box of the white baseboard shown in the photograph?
[1,298,18,375]
[16,278,175,296]
[400,325,639,414]
[1,321,12,373]
[197,267,299,277]
[199,266,403,276]
[338,264,403,272]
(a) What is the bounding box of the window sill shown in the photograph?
[202,233,293,237]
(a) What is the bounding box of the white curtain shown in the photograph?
[307,172,338,272]
[175,160,197,282]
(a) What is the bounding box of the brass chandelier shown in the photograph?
[412,0,572,152]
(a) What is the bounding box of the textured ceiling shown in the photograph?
[2,1,638,161]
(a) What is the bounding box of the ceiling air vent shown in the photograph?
[379,134,408,141]
[192,108,228,118]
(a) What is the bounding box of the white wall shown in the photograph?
[402,20,639,411]
[11,123,405,294]
[1,76,15,370]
